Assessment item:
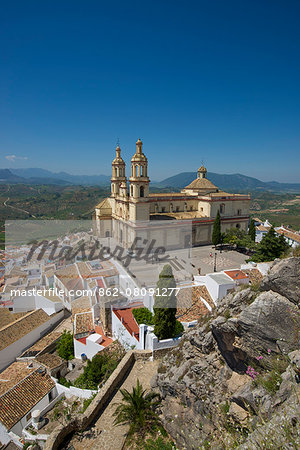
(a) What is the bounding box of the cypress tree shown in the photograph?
[252,226,289,262]
[212,210,221,247]
[248,219,256,241]
[153,264,177,340]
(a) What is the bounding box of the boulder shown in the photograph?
[260,257,300,305]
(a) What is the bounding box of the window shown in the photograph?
[236,224,240,229]
[105,231,110,237]
[161,207,165,213]
[176,206,180,212]
[26,412,32,421]
[48,391,54,402]
[220,204,225,214]
[130,185,133,196]
[140,186,144,197]
[237,209,241,216]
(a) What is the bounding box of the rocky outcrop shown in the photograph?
[152,257,300,449]
[260,257,300,305]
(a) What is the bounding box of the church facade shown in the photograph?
[94,139,250,249]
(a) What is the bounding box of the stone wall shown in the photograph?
[44,350,153,450]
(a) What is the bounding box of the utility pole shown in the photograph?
[214,252,217,272]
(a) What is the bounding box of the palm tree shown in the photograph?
[113,379,161,436]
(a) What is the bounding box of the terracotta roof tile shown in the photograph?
[0,362,35,396]
[0,309,51,351]
[224,270,249,280]
[176,285,214,322]
[74,311,94,335]
[36,353,63,369]
[113,307,140,341]
[0,370,55,430]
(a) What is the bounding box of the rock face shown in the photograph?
[260,257,300,305]
[152,257,300,449]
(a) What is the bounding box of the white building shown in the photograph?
[275,226,300,248]
[0,364,58,446]
[255,219,272,243]
[0,309,64,372]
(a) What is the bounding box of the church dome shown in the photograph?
[112,145,125,165]
[131,138,147,162]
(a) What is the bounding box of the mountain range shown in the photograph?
[0,168,299,193]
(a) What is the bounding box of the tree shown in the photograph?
[251,226,289,262]
[113,379,160,437]
[153,265,178,340]
[212,210,221,247]
[223,227,256,251]
[57,330,74,360]
[74,351,120,389]
[248,219,256,242]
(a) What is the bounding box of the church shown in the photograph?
[94,139,250,250]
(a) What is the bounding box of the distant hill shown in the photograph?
[10,168,111,186]
[156,172,300,193]
[3,167,300,192]
[0,169,25,183]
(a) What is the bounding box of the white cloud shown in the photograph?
[5,155,28,162]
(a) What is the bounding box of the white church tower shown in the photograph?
[128,139,150,221]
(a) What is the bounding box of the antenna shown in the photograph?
[116,137,120,147]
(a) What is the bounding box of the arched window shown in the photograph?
[114,167,117,177]
[220,203,225,214]
[236,223,240,229]
[135,165,138,177]
[130,185,133,196]
[184,202,187,212]
[140,186,144,197]
[141,165,143,176]
[105,231,110,237]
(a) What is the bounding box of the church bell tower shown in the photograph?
[129,139,150,221]
[111,144,126,198]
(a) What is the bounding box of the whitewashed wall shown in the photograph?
[54,380,97,399]
[10,387,58,437]
[0,310,64,371]
[35,294,63,315]
[74,335,104,360]
[111,310,141,350]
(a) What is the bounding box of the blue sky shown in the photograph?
[1,0,300,182]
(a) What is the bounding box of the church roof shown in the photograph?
[184,177,218,191]
[95,197,112,211]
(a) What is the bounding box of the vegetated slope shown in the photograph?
[152,257,300,449]
[158,171,300,193]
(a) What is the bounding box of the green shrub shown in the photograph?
[254,370,282,394]
[173,320,184,337]
[57,330,74,360]
[80,393,96,413]
[58,377,72,387]
[74,350,121,389]
[132,307,155,325]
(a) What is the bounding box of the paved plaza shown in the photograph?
[125,245,249,287]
